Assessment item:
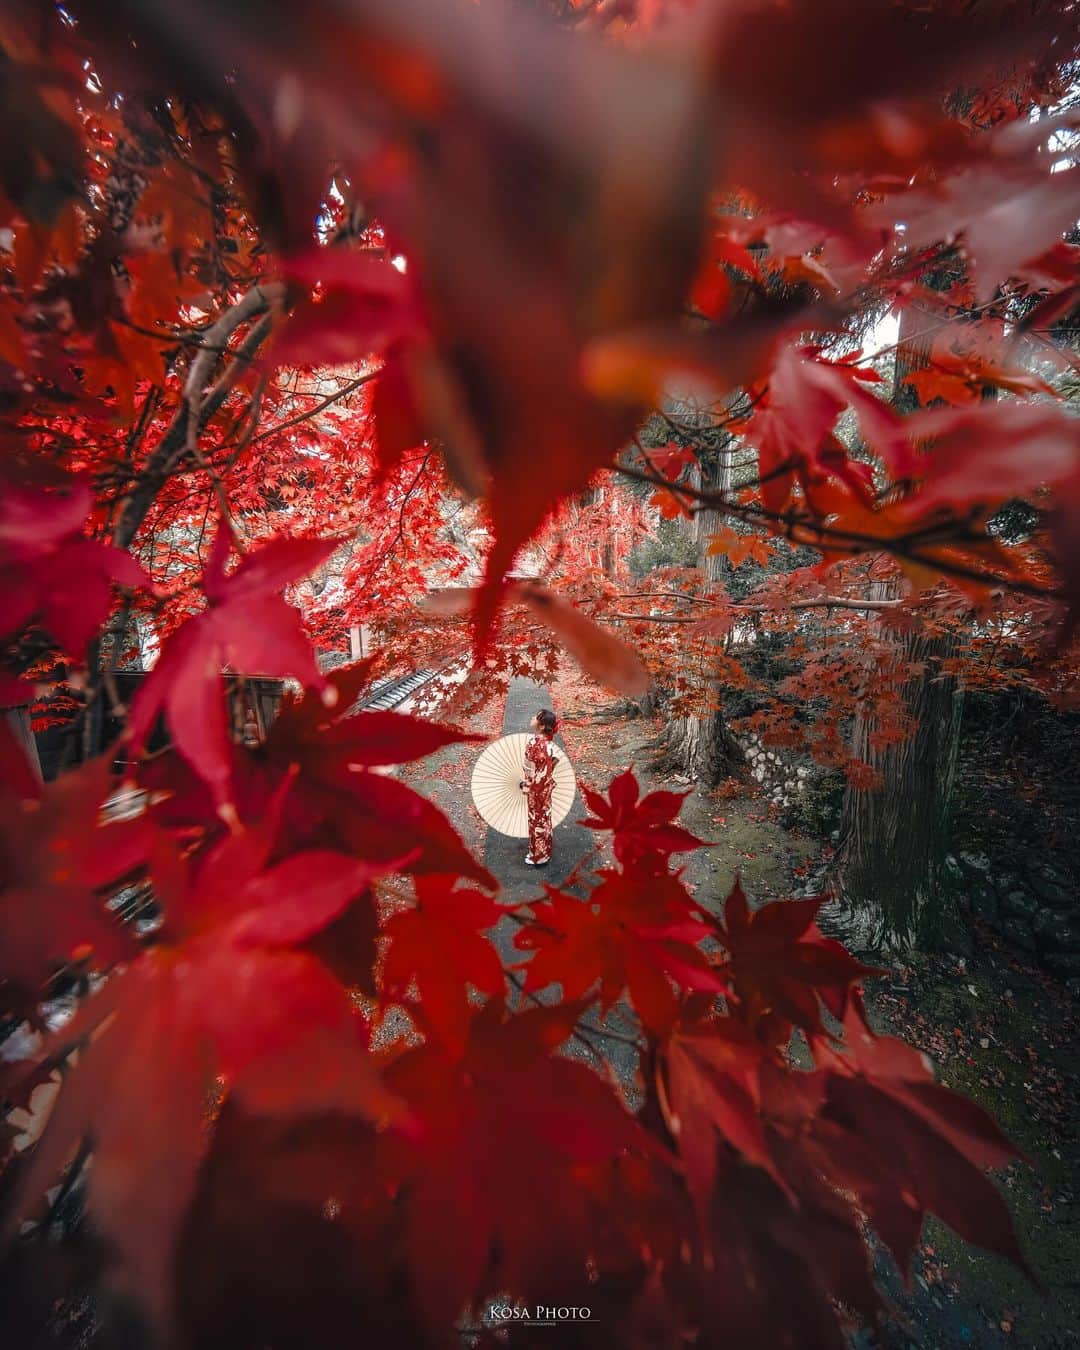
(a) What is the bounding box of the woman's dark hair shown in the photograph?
[536,708,557,737]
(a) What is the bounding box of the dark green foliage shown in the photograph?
[783,767,846,839]
[628,517,701,577]
[723,539,819,603]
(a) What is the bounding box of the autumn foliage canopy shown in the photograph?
[1,0,1079,1345]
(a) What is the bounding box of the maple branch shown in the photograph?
[613,590,900,612]
[183,281,286,456]
[220,374,269,466]
[615,591,714,606]
[860,289,1021,369]
[503,968,644,1055]
[608,595,903,624]
[354,449,435,598]
[114,287,281,549]
[762,596,903,612]
[614,463,1062,604]
[123,385,163,469]
[655,395,763,446]
[251,370,378,444]
[36,1137,93,1240]
[120,218,377,529]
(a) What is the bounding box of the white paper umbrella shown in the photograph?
[470,733,576,838]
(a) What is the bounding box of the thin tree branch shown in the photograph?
[608,595,904,623]
[251,369,378,444]
[615,591,715,606]
[615,463,1061,603]
[182,281,285,456]
[114,289,279,549]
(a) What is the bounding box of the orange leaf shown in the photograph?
[707,526,774,567]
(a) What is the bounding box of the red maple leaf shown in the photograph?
[700,1159,878,1350]
[380,874,507,1053]
[0,472,148,656]
[580,768,706,868]
[371,350,426,478]
[138,661,491,888]
[514,866,724,1032]
[746,345,912,516]
[647,443,700,480]
[147,775,416,948]
[128,525,338,811]
[0,701,40,802]
[798,999,1031,1279]
[649,485,694,520]
[2,819,409,1326]
[258,663,492,885]
[905,346,1057,406]
[3,946,399,1329]
[894,401,1080,526]
[378,998,653,1327]
[0,758,150,1003]
[272,250,423,370]
[659,1016,777,1216]
[706,525,774,568]
[710,881,880,1045]
[424,581,650,695]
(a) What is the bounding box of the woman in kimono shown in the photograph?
[520,708,557,866]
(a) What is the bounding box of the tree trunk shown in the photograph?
[832,304,965,949]
[4,707,43,784]
[663,699,744,784]
[834,606,963,948]
[661,437,744,784]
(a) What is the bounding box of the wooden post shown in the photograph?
[349,624,375,660]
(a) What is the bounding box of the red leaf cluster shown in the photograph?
[580,767,707,868]
[0,470,148,657]
[128,527,337,809]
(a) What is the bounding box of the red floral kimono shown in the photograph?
[523,733,556,863]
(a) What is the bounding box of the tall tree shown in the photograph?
[661,426,745,783]
[834,303,966,947]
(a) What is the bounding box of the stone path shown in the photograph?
[481,677,590,893]
[483,678,641,1099]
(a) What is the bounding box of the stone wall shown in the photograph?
[738,732,809,807]
[944,852,1079,994]
[739,733,1079,995]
